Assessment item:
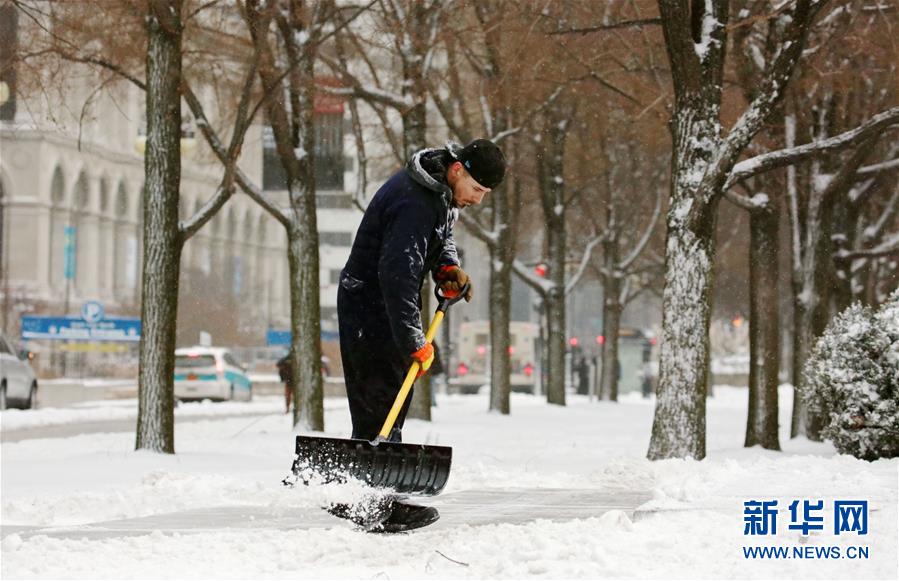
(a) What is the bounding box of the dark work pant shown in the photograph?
[337,285,412,442]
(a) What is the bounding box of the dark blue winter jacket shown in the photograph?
[341,146,461,355]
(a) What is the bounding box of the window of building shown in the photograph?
[0,4,17,122]
[319,231,352,247]
[99,178,109,214]
[262,113,345,191]
[315,113,344,190]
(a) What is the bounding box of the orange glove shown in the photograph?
[435,265,473,302]
[411,342,435,378]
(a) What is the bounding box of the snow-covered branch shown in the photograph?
[182,83,289,227]
[565,234,603,296]
[180,48,260,241]
[838,231,899,259]
[725,107,899,190]
[705,0,824,203]
[455,210,498,249]
[857,157,899,175]
[864,186,899,244]
[549,18,662,35]
[317,63,412,110]
[511,259,554,296]
[725,190,771,211]
[619,186,663,270]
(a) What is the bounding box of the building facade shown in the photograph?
[0,8,364,375]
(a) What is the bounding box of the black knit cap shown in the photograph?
[456,138,506,189]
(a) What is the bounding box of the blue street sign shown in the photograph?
[63,226,76,280]
[266,328,339,346]
[21,315,141,342]
[266,329,292,346]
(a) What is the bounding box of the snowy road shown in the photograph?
[1,410,279,443]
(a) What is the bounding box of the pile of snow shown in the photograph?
[2,387,896,579]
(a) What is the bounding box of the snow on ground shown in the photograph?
[1,387,897,579]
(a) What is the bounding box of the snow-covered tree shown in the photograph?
[803,290,899,460]
[645,0,899,461]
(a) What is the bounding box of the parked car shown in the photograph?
[173,347,252,402]
[0,332,38,410]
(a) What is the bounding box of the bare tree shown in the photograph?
[12,0,260,452]
[322,0,449,420]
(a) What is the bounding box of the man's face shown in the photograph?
[448,162,491,208]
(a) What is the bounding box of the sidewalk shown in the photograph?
[1,488,653,540]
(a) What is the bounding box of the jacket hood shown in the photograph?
[405,141,464,201]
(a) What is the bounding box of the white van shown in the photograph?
[449,320,538,394]
[174,347,253,402]
[0,332,38,409]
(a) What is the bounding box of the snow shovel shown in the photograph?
[289,283,468,496]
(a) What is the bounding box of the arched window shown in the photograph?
[227,207,237,240]
[257,213,267,246]
[50,166,65,206]
[115,182,129,218]
[74,171,90,210]
[99,177,109,214]
[113,182,130,297]
[97,178,110,290]
[49,166,66,286]
[73,171,90,290]
[243,210,254,242]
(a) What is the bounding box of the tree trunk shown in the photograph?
[599,238,622,402]
[600,292,622,402]
[402,2,431,420]
[252,7,326,432]
[287,219,324,431]
[789,184,832,441]
[647,89,722,461]
[746,203,781,450]
[399,1,428,159]
[489,258,512,414]
[287,30,324,431]
[545,218,567,406]
[648,206,715,460]
[136,0,183,453]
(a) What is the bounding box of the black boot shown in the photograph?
[378,500,440,533]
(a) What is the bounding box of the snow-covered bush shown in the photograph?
[802,290,899,460]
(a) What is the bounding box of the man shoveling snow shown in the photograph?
[328,138,506,532]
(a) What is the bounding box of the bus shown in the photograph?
[449,320,539,394]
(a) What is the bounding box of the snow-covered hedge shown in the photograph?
[802,290,899,460]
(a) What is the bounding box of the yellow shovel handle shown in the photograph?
[377,310,445,440]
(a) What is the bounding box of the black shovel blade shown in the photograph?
[291,435,452,496]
